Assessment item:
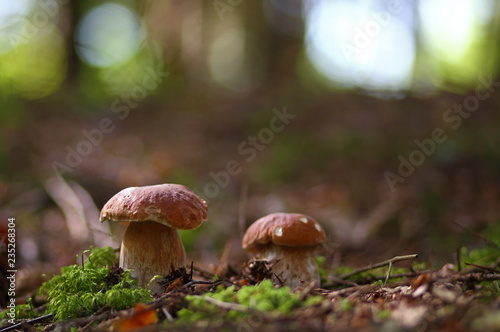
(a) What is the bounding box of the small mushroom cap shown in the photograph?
[100,184,208,230]
[242,213,326,252]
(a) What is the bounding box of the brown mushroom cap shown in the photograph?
[100,184,208,230]
[242,213,326,252]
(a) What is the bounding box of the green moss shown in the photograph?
[304,295,323,307]
[332,261,428,285]
[177,309,207,322]
[459,222,500,267]
[177,280,325,325]
[39,246,152,321]
[335,266,354,275]
[412,261,428,271]
[316,256,328,282]
[0,299,39,321]
[459,224,500,267]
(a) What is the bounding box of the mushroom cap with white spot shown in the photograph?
[100,184,208,230]
[242,213,326,252]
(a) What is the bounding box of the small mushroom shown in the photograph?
[242,213,326,290]
[100,184,208,294]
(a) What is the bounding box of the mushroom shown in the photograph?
[242,213,326,290]
[100,184,208,294]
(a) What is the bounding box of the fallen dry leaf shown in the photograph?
[112,303,158,331]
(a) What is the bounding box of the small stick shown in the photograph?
[299,281,318,301]
[323,276,358,288]
[149,280,226,307]
[63,309,122,331]
[203,296,251,312]
[454,222,500,250]
[325,280,409,299]
[339,254,418,280]
[191,265,217,280]
[451,273,500,282]
[369,270,433,282]
[384,261,393,285]
[183,280,225,288]
[464,262,500,274]
[161,307,174,322]
[0,314,54,332]
[274,273,285,287]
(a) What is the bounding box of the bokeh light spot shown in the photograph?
[75,3,145,68]
[418,0,494,64]
[0,0,36,55]
[304,0,415,92]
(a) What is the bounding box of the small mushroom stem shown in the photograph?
[120,220,186,294]
[255,245,320,290]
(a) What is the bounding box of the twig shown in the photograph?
[323,276,358,288]
[81,310,116,330]
[191,265,217,280]
[299,281,318,301]
[372,270,433,282]
[324,264,426,288]
[149,280,227,309]
[451,273,500,282]
[454,222,500,250]
[0,314,54,332]
[58,309,120,331]
[162,307,174,322]
[384,260,393,285]
[184,280,224,287]
[274,273,285,287]
[464,263,500,274]
[339,254,418,280]
[324,270,433,288]
[325,281,409,299]
[456,248,462,272]
[184,279,234,290]
[203,296,251,313]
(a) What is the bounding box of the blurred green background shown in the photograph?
[1,0,500,292]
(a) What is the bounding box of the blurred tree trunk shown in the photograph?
[61,1,80,88]
[244,1,303,83]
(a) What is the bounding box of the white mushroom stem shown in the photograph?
[253,245,320,290]
[120,220,186,295]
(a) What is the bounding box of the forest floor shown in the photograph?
[1,247,500,332]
